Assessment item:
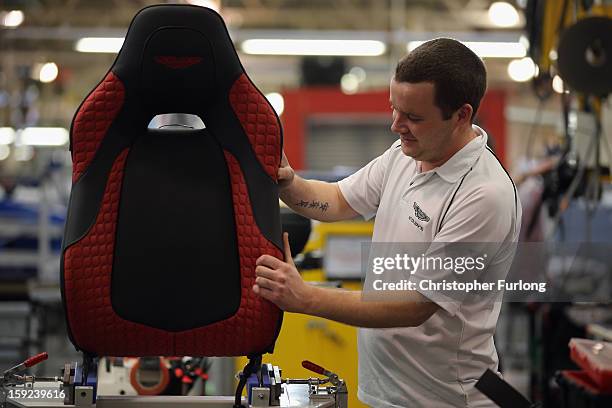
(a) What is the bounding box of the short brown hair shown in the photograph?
[395,38,486,121]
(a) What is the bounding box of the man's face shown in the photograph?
[389,79,456,163]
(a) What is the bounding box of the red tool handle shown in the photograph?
[24,352,48,368]
[301,360,326,375]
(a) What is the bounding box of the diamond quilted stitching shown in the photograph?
[65,74,282,357]
[71,72,125,183]
[229,74,281,181]
[64,149,173,356]
[64,148,282,357]
[174,151,282,356]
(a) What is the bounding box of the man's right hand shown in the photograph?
[278,150,295,190]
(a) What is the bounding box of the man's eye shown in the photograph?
[408,116,422,122]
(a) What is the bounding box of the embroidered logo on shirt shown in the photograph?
[408,215,424,231]
[413,202,431,222]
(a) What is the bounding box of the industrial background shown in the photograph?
[1,1,611,407]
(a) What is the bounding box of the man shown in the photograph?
[253,38,521,407]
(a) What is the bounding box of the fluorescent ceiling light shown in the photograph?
[349,66,367,82]
[552,75,566,94]
[0,127,16,144]
[2,10,24,28]
[19,127,69,146]
[241,39,386,56]
[507,57,536,82]
[341,74,359,94]
[37,62,59,83]
[75,37,124,53]
[407,41,526,58]
[265,93,284,116]
[488,2,520,28]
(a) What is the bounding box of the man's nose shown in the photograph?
[391,115,405,133]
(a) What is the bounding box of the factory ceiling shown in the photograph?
[0,1,527,102]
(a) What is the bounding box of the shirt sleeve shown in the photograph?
[337,141,400,220]
[413,181,519,316]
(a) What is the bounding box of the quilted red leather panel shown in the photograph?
[64,149,281,356]
[173,151,282,355]
[64,149,174,356]
[229,74,281,181]
[71,72,125,182]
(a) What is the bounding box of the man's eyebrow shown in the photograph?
[390,102,423,118]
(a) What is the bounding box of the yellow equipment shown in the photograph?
[237,220,374,408]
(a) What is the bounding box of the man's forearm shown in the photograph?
[280,175,355,222]
[303,286,439,328]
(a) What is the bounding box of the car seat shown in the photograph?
[60,5,284,406]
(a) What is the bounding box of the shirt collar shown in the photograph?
[431,125,488,183]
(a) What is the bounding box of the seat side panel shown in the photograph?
[71,72,125,183]
[63,148,175,356]
[174,151,282,356]
[229,74,282,181]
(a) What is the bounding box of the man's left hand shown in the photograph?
[253,232,314,313]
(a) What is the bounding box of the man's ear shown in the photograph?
[456,104,473,124]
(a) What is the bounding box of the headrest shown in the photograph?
[113,5,242,116]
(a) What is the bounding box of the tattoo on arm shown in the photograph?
[296,199,329,212]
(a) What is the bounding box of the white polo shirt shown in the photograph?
[338,126,521,408]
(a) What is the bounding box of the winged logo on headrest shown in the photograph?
[154,56,203,69]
